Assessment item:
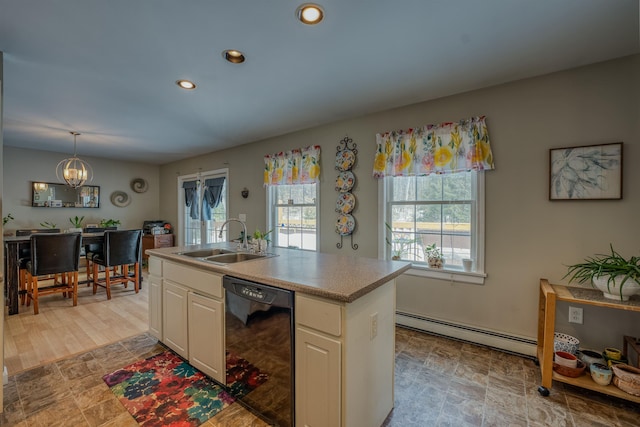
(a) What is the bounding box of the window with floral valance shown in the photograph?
[372,116,495,178]
[263,145,321,186]
[374,116,495,283]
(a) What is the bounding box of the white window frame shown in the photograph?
[177,168,229,246]
[378,172,486,285]
[266,183,320,252]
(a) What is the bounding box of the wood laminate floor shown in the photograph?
[2,275,639,426]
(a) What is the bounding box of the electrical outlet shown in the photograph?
[569,306,583,324]
[238,214,246,222]
[370,312,378,340]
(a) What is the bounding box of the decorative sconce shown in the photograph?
[241,188,249,199]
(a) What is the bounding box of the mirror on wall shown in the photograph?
[31,182,100,208]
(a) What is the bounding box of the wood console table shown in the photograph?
[4,232,143,315]
[537,278,640,403]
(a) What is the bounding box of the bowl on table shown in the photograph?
[577,349,605,372]
[555,351,578,368]
[590,363,613,386]
[553,360,586,378]
[554,333,580,355]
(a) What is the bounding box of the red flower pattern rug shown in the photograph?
[103,350,268,426]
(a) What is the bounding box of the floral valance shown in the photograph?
[373,116,495,178]
[264,145,321,186]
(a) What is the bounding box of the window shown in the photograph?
[179,170,228,246]
[268,184,318,251]
[381,171,485,281]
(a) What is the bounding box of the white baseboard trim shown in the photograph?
[396,311,537,357]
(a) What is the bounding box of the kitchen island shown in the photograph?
[147,243,410,427]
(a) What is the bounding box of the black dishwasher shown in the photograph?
[223,275,294,427]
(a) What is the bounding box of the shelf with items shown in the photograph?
[536,278,640,403]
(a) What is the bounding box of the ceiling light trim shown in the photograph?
[176,79,197,90]
[296,3,324,25]
[222,49,246,64]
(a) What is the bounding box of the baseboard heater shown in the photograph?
[396,311,537,358]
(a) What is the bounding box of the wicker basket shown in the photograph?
[611,364,640,396]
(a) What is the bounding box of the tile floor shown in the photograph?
[2,327,639,426]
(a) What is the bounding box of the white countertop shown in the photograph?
[147,243,410,303]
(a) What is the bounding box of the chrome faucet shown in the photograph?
[219,218,248,250]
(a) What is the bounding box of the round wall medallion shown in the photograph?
[110,191,131,207]
[131,178,148,193]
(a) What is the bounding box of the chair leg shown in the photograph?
[72,271,78,307]
[92,263,99,294]
[134,262,140,293]
[19,268,27,305]
[105,266,112,300]
[31,275,39,315]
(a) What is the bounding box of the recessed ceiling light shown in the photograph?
[296,3,324,25]
[176,80,196,90]
[222,49,246,64]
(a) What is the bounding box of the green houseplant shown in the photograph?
[100,219,121,229]
[69,215,84,229]
[424,243,444,269]
[40,221,57,229]
[385,222,416,260]
[564,244,640,301]
[3,213,14,226]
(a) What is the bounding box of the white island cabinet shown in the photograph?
[148,258,225,383]
[296,281,395,427]
[147,245,409,427]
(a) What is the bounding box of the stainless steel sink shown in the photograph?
[204,252,276,264]
[178,248,235,258]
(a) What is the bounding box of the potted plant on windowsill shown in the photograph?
[564,244,640,301]
[425,243,445,269]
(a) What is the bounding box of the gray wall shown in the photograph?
[3,146,160,231]
[159,55,640,350]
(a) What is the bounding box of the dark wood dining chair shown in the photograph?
[83,226,117,283]
[24,232,82,314]
[91,229,142,300]
[16,229,61,305]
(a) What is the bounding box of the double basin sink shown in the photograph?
[177,248,276,265]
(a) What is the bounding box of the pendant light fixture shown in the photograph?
[56,131,93,188]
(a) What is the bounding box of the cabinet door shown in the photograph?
[296,327,341,427]
[148,274,163,340]
[163,281,189,358]
[188,292,224,383]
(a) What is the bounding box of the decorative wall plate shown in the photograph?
[335,149,356,171]
[335,213,355,236]
[335,171,355,193]
[335,192,356,214]
[131,178,148,193]
[110,191,131,207]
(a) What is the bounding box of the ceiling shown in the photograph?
[1,1,638,165]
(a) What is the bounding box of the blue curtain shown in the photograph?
[202,177,225,221]
[182,180,199,220]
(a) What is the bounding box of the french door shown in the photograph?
[178,169,228,246]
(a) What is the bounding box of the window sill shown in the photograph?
[403,264,486,285]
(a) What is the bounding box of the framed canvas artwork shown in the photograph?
[549,142,622,200]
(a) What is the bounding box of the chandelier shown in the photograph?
[56,131,93,188]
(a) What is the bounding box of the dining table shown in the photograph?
[3,232,143,315]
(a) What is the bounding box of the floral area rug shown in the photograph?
[103,350,268,426]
